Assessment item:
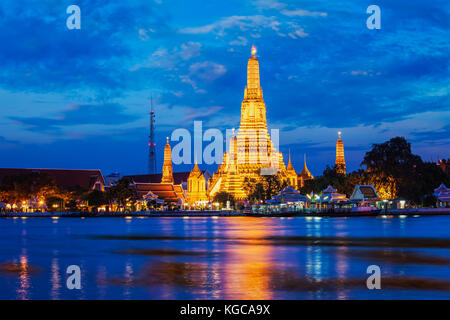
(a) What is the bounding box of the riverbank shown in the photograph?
[1,208,450,218]
[0,210,245,218]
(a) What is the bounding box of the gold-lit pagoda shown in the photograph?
[186,161,208,204]
[335,131,346,175]
[285,151,298,188]
[161,137,174,184]
[208,46,291,200]
[299,154,314,187]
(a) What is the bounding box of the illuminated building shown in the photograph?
[208,46,292,200]
[0,168,105,191]
[126,138,186,205]
[186,161,209,206]
[161,137,174,184]
[298,154,314,188]
[284,151,298,188]
[335,131,346,175]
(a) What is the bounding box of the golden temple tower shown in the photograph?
[335,131,346,175]
[299,154,314,188]
[187,161,208,205]
[285,150,298,188]
[208,46,286,200]
[161,137,174,184]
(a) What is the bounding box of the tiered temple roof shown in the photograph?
[0,168,105,191]
[335,131,346,175]
[208,46,290,200]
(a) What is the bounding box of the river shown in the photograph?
[0,216,449,299]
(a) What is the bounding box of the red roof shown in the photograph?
[134,183,184,203]
[0,168,105,191]
[125,172,190,185]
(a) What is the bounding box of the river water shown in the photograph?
[0,216,449,300]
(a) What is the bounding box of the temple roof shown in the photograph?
[434,183,448,193]
[133,183,184,203]
[299,154,314,179]
[125,172,190,185]
[323,185,337,193]
[286,151,296,172]
[189,161,202,178]
[0,168,105,191]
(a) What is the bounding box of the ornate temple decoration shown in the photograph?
[285,151,298,188]
[187,161,208,205]
[161,137,174,184]
[335,131,346,175]
[207,46,291,200]
[299,154,314,188]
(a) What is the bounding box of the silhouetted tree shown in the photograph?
[243,174,288,202]
[213,192,235,206]
[108,177,137,207]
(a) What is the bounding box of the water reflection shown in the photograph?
[123,262,134,299]
[50,252,61,300]
[2,216,450,299]
[220,218,276,299]
[16,249,31,300]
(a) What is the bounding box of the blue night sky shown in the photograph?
[0,0,449,177]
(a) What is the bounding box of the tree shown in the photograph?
[361,137,449,204]
[108,177,138,208]
[243,174,288,202]
[361,137,421,199]
[0,172,67,205]
[46,196,65,212]
[83,190,108,211]
[213,192,235,206]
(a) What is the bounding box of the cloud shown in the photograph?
[189,62,227,81]
[131,42,201,70]
[0,1,170,96]
[10,103,138,132]
[281,9,327,17]
[252,0,286,10]
[288,28,308,39]
[183,106,223,121]
[179,15,279,35]
[229,36,249,46]
[0,0,449,175]
[180,42,202,60]
[138,28,156,40]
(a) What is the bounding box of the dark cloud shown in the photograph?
[0,0,449,174]
[0,1,171,96]
[410,125,450,143]
[10,103,138,132]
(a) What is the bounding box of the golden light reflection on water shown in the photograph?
[16,249,31,300]
[219,217,276,300]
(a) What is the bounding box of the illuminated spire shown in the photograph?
[335,131,346,175]
[287,150,294,171]
[246,46,261,90]
[301,154,312,177]
[191,159,201,174]
[161,137,174,184]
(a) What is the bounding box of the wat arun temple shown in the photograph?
[129,46,317,206]
[207,45,311,200]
